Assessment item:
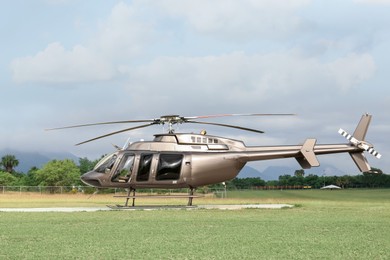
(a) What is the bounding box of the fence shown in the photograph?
[0,186,227,196]
[1,186,94,194]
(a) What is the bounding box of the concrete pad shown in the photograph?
[198,204,293,210]
[109,204,294,210]
[0,204,293,212]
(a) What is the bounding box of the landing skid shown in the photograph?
[106,204,197,210]
[112,188,201,207]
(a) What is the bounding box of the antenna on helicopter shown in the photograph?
[122,137,132,150]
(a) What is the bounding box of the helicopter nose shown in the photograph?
[81,171,103,187]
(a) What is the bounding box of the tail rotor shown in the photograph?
[338,128,381,159]
[337,114,381,172]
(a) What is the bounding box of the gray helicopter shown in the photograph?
[48,113,381,206]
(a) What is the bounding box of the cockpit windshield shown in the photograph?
[111,154,135,182]
[94,153,117,174]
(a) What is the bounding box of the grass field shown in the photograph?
[0,189,389,259]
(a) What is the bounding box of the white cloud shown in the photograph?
[153,0,310,39]
[94,1,154,60]
[125,51,376,107]
[11,42,115,83]
[10,2,154,84]
[326,53,376,91]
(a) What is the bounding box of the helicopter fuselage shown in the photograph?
[81,132,361,189]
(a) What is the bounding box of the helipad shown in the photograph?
[0,204,293,212]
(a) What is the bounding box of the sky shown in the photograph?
[1,0,389,174]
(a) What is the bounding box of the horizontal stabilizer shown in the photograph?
[296,139,320,169]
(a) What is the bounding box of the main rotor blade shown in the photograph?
[187,121,264,134]
[184,113,296,120]
[46,119,155,131]
[75,123,156,146]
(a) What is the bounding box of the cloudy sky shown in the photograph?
[1,0,389,173]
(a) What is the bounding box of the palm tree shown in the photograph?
[1,154,19,173]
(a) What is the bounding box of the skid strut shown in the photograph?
[114,188,201,207]
[188,187,194,206]
[124,188,136,207]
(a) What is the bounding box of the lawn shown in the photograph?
[0,189,389,259]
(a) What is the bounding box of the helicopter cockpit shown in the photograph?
[94,153,117,174]
[81,152,135,187]
[81,149,186,188]
[111,154,134,182]
[94,153,135,182]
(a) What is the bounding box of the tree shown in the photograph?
[35,159,81,187]
[231,177,266,189]
[335,175,350,188]
[294,169,305,177]
[78,157,99,174]
[19,167,40,186]
[304,174,320,188]
[1,154,19,173]
[0,171,18,186]
[279,175,292,186]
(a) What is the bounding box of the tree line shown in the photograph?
[228,168,390,189]
[1,154,389,189]
[0,154,99,187]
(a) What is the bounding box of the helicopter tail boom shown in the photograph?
[240,114,380,172]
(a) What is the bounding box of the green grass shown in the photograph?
[0,189,389,259]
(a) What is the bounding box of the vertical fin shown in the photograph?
[349,152,371,172]
[353,114,371,141]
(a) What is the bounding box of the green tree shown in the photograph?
[294,169,305,177]
[304,174,320,188]
[230,177,265,189]
[0,171,18,185]
[78,157,99,174]
[279,174,292,186]
[1,154,19,173]
[19,167,40,186]
[35,159,81,187]
[335,175,350,188]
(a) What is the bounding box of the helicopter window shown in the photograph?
[191,136,218,144]
[112,154,135,182]
[94,153,117,174]
[156,154,183,181]
[136,153,153,182]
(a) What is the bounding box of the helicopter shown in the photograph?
[48,113,381,207]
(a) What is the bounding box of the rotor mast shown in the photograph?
[159,115,182,134]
